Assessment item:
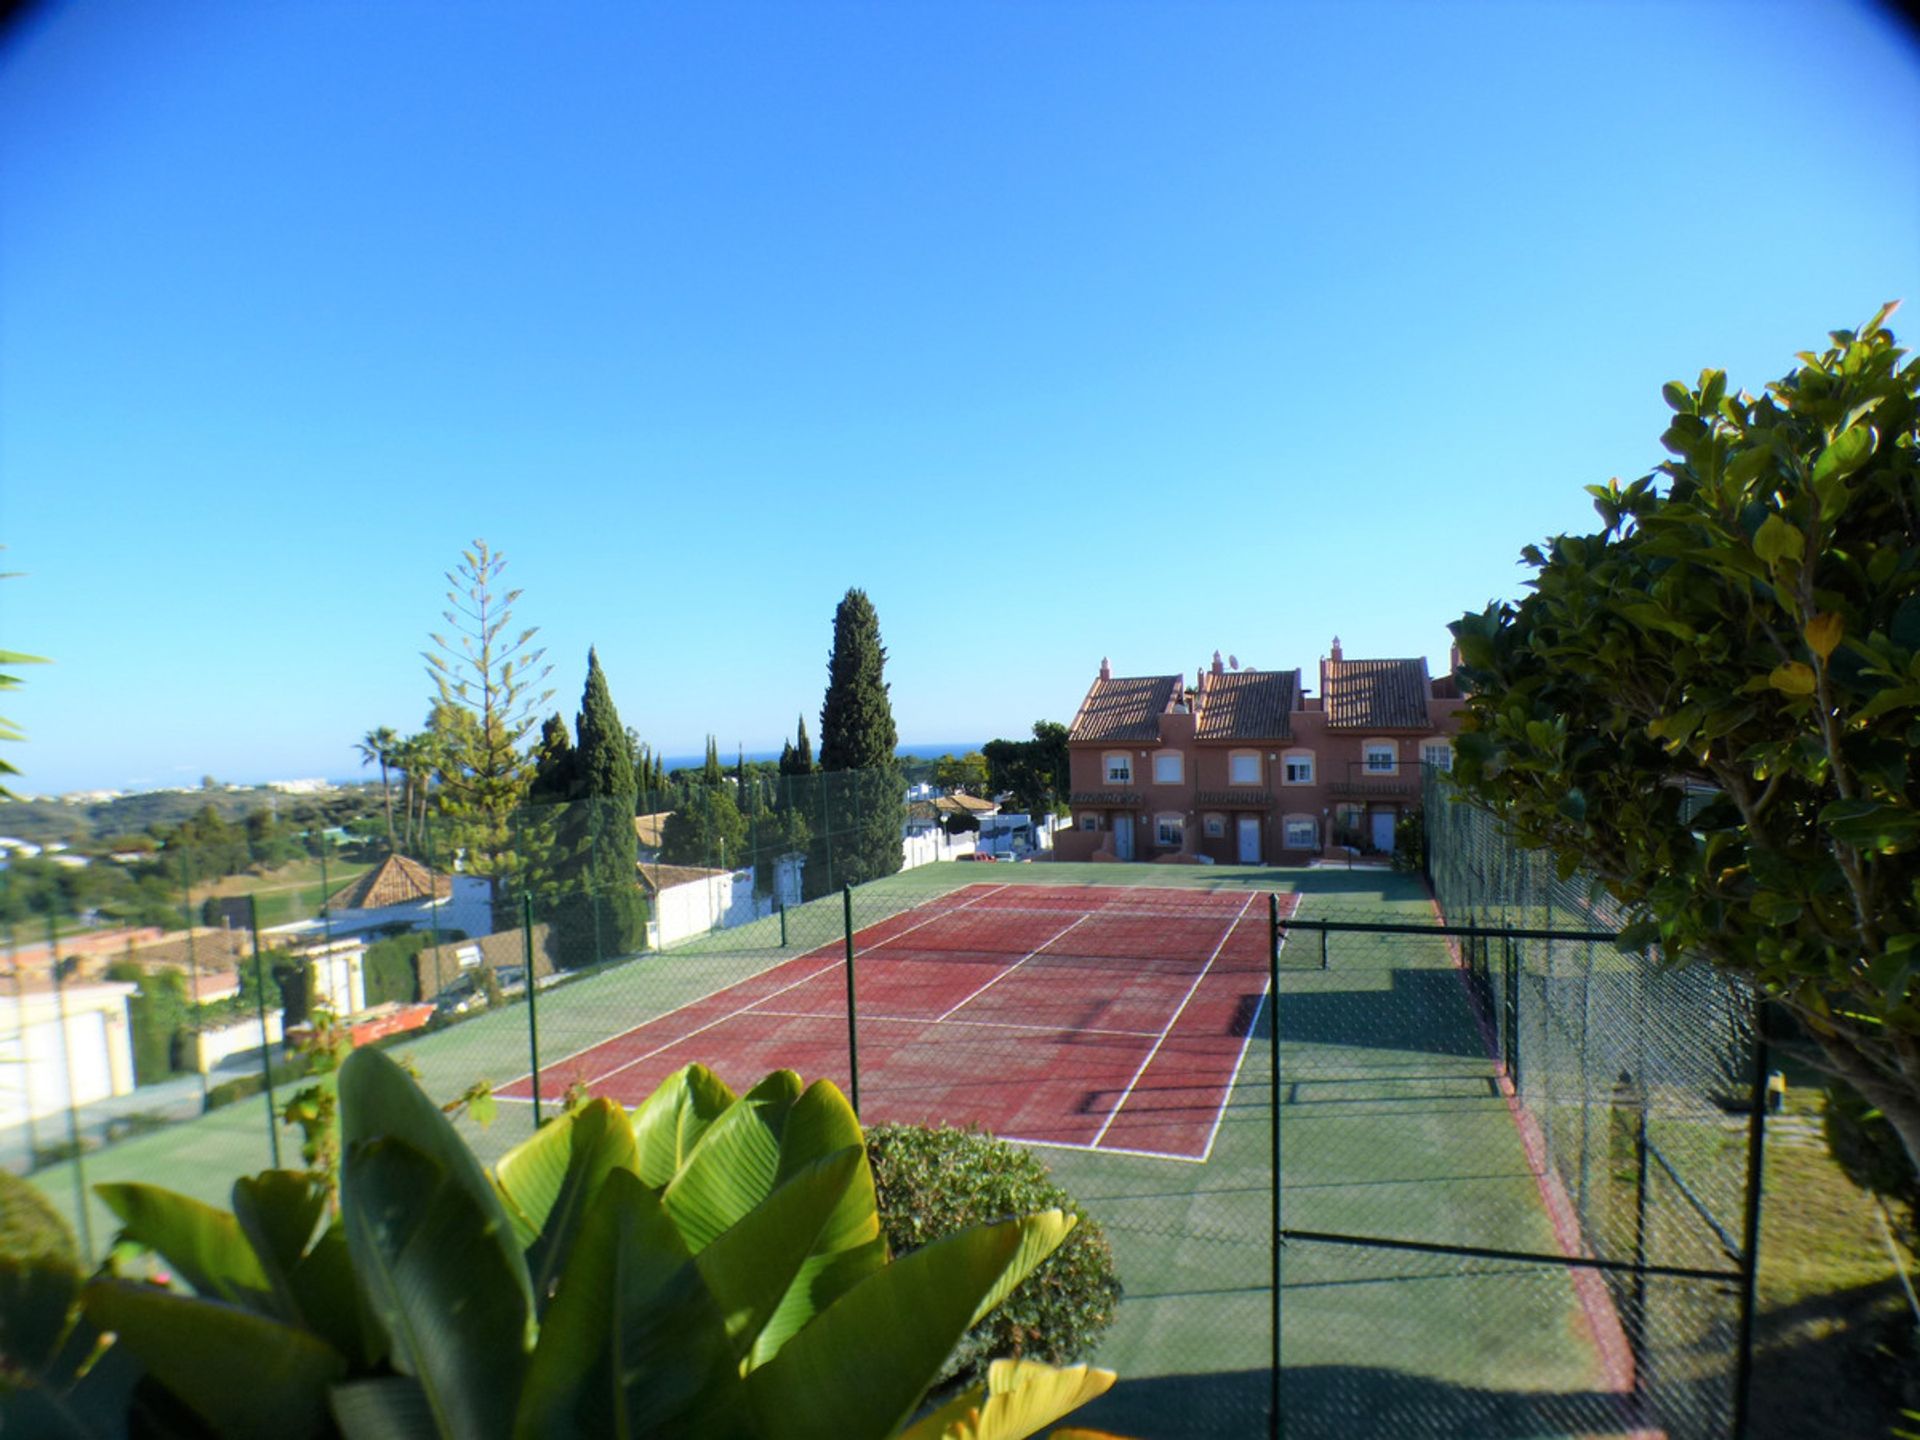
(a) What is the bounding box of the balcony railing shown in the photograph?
[1326,776,1415,798]
[1069,790,1145,808]
[1194,789,1274,807]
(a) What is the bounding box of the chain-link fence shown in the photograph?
[2,767,1767,1439]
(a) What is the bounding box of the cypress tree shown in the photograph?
[556,649,649,962]
[703,735,723,787]
[807,588,906,896]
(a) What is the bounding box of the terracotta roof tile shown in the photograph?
[1068,675,1182,743]
[328,854,451,911]
[1323,657,1432,729]
[633,812,670,849]
[637,863,733,893]
[1194,669,1298,741]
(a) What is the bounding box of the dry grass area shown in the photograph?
[193,856,369,900]
[1753,1083,1918,1439]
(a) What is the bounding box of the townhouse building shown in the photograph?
[1052,638,1464,865]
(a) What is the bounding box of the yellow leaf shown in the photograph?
[1769,662,1817,695]
[1804,612,1844,660]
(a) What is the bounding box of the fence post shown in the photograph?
[779,901,788,949]
[1318,925,1328,971]
[45,915,93,1257]
[8,917,41,1164]
[1629,1092,1650,1403]
[179,853,208,1105]
[1730,1003,1771,1440]
[523,894,542,1128]
[247,895,281,1168]
[1503,932,1520,1091]
[1268,892,1282,1440]
[842,883,859,1117]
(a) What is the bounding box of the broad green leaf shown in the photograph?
[0,1256,80,1377]
[695,1146,862,1362]
[663,1071,804,1252]
[894,1360,1118,1440]
[331,1377,440,1440]
[964,1210,1077,1331]
[1820,799,1920,852]
[630,1063,739,1188]
[233,1170,330,1324]
[1769,662,1816,695]
[1812,423,1873,487]
[83,1277,344,1439]
[746,1218,1036,1440]
[339,1047,535,1338]
[292,1221,381,1369]
[1660,381,1691,413]
[94,1183,270,1307]
[514,1168,747,1440]
[493,1097,638,1307]
[1752,514,1804,567]
[0,1306,141,1440]
[343,1137,531,1440]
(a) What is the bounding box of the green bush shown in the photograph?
[202,1052,315,1112]
[105,962,189,1084]
[865,1123,1121,1386]
[362,931,429,1006]
[1391,807,1426,874]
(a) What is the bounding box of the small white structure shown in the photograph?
[294,937,368,1019]
[0,977,139,1129]
[641,864,757,949]
[191,1012,285,1073]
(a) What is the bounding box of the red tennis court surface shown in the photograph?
[499,883,1291,1162]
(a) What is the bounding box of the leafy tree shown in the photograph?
[659,785,748,870]
[808,589,906,897]
[934,751,991,797]
[355,727,400,850]
[983,721,1070,818]
[423,540,553,921]
[1447,303,1920,1170]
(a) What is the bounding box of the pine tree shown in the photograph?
[806,588,906,897]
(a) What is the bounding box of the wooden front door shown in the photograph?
[1112,813,1135,860]
[1237,816,1261,864]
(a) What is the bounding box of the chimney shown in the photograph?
[1211,650,1225,675]
[1330,635,1343,663]
[1099,656,1111,681]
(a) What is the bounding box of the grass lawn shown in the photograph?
[188,855,374,928]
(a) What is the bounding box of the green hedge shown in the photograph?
[203,1052,316,1112]
[105,962,189,1084]
[865,1124,1121,1386]
[362,932,430,1006]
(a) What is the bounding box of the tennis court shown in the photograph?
[497,881,1289,1161]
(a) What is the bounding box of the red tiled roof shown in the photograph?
[637,863,732,893]
[1194,669,1298,741]
[328,854,451,911]
[1323,657,1432,729]
[1068,674,1182,743]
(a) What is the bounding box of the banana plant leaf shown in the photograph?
[93,1184,270,1309]
[492,1097,638,1308]
[893,1359,1118,1440]
[628,1062,737,1187]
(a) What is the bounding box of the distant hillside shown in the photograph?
[0,786,377,847]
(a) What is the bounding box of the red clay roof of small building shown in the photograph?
[637,863,732,893]
[1323,657,1432,729]
[328,854,452,911]
[934,793,998,815]
[633,812,670,848]
[1068,674,1183,743]
[1194,669,1298,741]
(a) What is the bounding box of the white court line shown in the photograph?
[511,880,1011,1081]
[1088,892,1257,1150]
[747,1006,1160,1040]
[934,914,1091,1021]
[1196,894,1295,1163]
[579,881,1014,1089]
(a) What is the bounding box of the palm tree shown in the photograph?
[356,726,400,851]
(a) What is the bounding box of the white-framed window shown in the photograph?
[1104,753,1132,784]
[1228,750,1262,785]
[1422,740,1453,772]
[1282,750,1315,785]
[1284,816,1318,850]
[1152,750,1184,784]
[1079,813,1100,831]
[1155,814,1185,848]
[1364,741,1398,774]
[455,943,482,971]
[1203,813,1225,838]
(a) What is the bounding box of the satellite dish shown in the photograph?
[1228,654,1240,670]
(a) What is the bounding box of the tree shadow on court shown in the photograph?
[1273,969,1488,1059]
[1068,1365,1646,1439]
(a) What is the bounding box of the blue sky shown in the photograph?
[3,1,1916,794]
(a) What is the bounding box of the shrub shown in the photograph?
[866,1123,1121,1386]
[1391,807,1426,874]
[202,1052,315,1112]
[105,962,188,1084]
[362,930,429,1005]
[0,1168,77,1266]
[1826,1080,1920,1220]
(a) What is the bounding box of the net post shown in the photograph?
[46,914,94,1257]
[523,893,542,1127]
[247,894,281,1169]
[842,883,859,1117]
[1267,891,1282,1440]
[1319,924,1327,971]
[1629,1087,1650,1403]
[1731,1002,1772,1440]
[778,900,788,948]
